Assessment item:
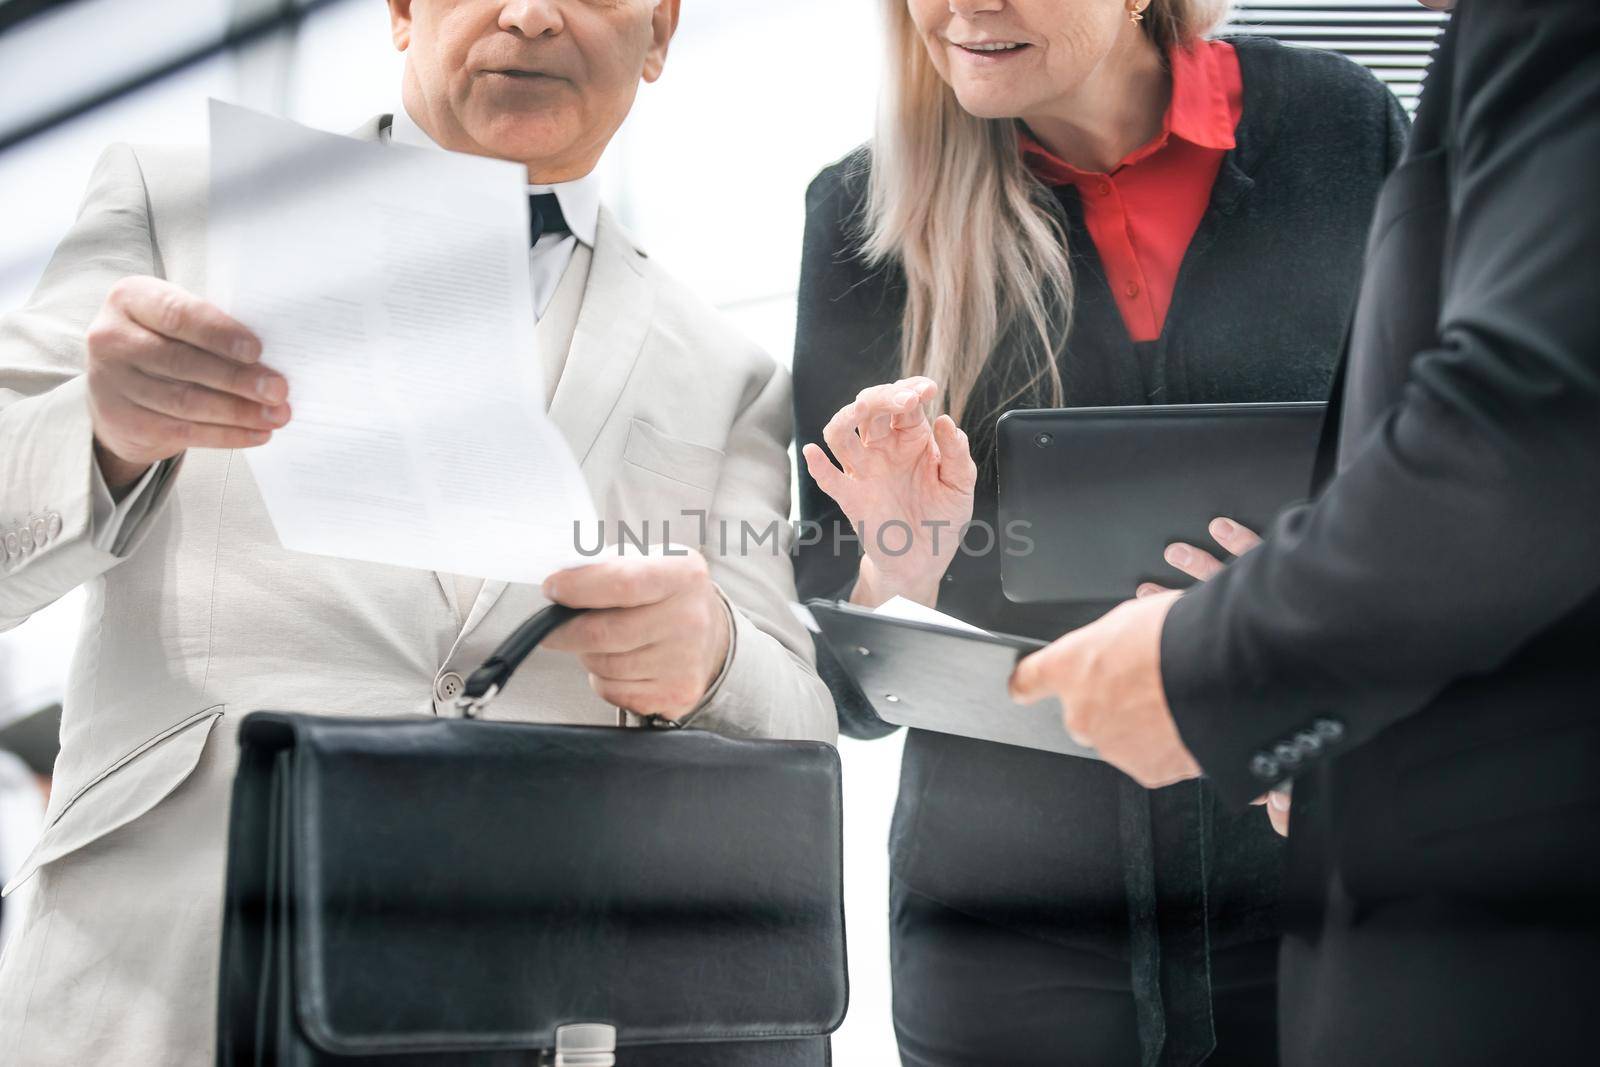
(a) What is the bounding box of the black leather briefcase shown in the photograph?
[217,605,847,1066]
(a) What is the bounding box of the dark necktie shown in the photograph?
[529,193,571,246]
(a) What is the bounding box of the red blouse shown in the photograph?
[1020,40,1245,343]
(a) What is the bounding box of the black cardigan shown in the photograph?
[793,36,1408,1067]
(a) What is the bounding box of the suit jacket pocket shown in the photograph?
[617,419,727,541]
[622,417,725,494]
[1,705,223,894]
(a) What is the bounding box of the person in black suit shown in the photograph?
[1012,1,1600,1062]
[793,1,1406,1063]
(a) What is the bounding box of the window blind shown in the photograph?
[1221,1,1449,114]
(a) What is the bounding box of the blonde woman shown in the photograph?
[794,1,1407,1063]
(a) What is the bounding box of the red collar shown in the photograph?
[1021,40,1239,182]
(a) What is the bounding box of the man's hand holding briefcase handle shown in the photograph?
[216,601,847,1066]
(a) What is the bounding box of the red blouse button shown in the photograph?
[1097,181,1112,197]
[1125,282,1142,298]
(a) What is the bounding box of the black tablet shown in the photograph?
[805,600,1099,760]
[997,402,1326,604]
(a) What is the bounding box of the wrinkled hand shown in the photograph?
[542,548,731,720]
[1009,591,1201,789]
[801,377,977,607]
[1136,516,1262,599]
[86,276,288,493]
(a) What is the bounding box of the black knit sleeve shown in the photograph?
[792,149,907,740]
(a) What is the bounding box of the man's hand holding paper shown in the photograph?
[85,275,288,494]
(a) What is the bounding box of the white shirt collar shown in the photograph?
[388,104,600,248]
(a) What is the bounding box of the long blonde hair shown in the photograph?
[863,0,1231,426]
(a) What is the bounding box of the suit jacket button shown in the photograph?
[30,517,47,546]
[1293,731,1323,757]
[1313,718,1346,744]
[17,526,33,553]
[1250,752,1281,781]
[3,532,17,557]
[46,512,63,539]
[434,672,465,705]
[1274,742,1302,768]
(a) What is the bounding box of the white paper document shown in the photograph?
[207,100,597,583]
[788,595,992,638]
[873,595,992,636]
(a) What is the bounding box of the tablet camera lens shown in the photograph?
[1035,432,1054,448]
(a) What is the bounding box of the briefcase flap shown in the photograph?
[240,712,846,1057]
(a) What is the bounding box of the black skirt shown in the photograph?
[882,729,1285,1067]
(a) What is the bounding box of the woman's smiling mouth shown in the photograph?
[951,40,1033,61]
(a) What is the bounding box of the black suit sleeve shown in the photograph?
[1161,0,1600,806]
[792,154,906,739]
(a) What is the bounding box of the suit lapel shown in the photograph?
[547,208,656,469]
[451,208,656,647]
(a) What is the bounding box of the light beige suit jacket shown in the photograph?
[0,119,834,1065]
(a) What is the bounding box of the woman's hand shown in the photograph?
[802,377,978,608]
[1252,788,1292,837]
[1137,516,1290,835]
[1135,516,1263,598]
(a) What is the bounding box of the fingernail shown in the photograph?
[1270,791,1291,811]
[233,339,257,362]
[1212,518,1235,539]
[892,390,915,406]
[257,375,286,403]
[1165,545,1190,566]
[262,405,289,426]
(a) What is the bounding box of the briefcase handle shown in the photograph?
[455,602,585,718]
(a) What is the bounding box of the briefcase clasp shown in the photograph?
[453,683,500,719]
[455,603,587,718]
[544,1023,617,1067]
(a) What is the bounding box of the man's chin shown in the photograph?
[467,114,585,172]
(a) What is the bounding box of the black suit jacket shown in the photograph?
[1162,0,1600,962]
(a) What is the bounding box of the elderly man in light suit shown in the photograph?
[0,1,835,1062]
